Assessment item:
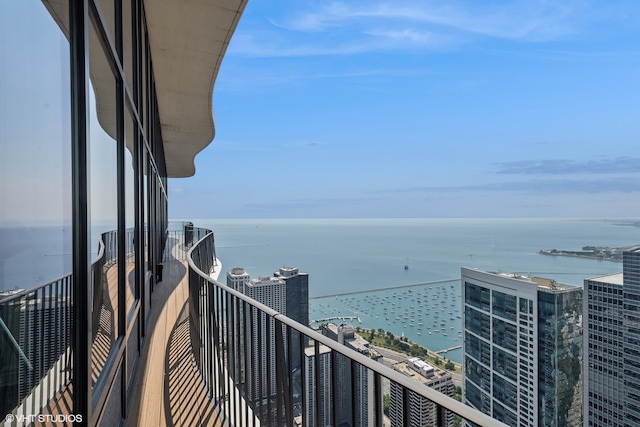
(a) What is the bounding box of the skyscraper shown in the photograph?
[304,344,333,427]
[322,323,373,426]
[389,357,454,427]
[583,272,624,426]
[623,248,640,427]
[274,267,309,327]
[245,276,287,404]
[461,267,583,427]
[584,247,640,427]
[227,267,252,385]
[227,267,250,293]
[274,267,309,371]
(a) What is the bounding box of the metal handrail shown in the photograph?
[0,272,72,304]
[187,227,508,427]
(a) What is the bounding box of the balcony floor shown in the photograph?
[126,241,223,427]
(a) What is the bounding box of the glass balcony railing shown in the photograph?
[187,226,507,427]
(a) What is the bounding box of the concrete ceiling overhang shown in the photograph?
[145,0,247,178]
[43,0,247,178]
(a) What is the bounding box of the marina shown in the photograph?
[309,279,465,363]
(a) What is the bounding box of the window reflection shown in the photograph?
[0,1,72,418]
[125,108,136,317]
[89,18,119,390]
[0,2,71,291]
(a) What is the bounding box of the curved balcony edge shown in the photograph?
[186,225,508,427]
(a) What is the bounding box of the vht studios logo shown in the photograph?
[4,413,83,423]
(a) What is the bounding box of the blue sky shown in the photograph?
[169,0,640,219]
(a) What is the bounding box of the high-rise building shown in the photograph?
[245,276,287,404]
[322,323,374,426]
[227,266,310,423]
[623,248,640,427]
[226,267,252,385]
[304,344,333,427]
[227,267,251,293]
[461,267,583,427]
[584,247,640,427]
[583,272,624,426]
[273,267,308,374]
[389,357,454,427]
[274,267,309,328]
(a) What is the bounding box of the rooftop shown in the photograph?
[586,272,624,286]
[395,358,451,385]
[489,270,577,292]
[228,267,249,276]
[325,323,371,354]
[248,276,286,287]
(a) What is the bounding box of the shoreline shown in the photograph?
[310,278,458,299]
[356,327,462,376]
[538,251,622,262]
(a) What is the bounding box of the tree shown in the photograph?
[383,394,390,416]
[445,360,455,371]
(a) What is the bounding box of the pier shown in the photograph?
[435,345,462,355]
[309,316,362,325]
[310,279,459,299]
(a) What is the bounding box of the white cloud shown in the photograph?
[231,0,588,58]
[273,0,581,40]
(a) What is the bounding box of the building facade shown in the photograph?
[623,248,640,426]
[461,267,583,427]
[0,1,246,424]
[584,247,640,427]
[274,267,309,373]
[389,357,454,427]
[304,344,333,427]
[584,272,624,427]
[322,323,373,426]
[245,276,287,405]
[227,267,251,293]
[226,267,251,385]
[274,267,309,328]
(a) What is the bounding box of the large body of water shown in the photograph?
[200,218,640,363]
[3,218,639,362]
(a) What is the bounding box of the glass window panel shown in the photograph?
[0,2,71,291]
[125,107,136,317]
[123,0,134,101]
[0,1,71,417]
[141,28,147,132]
[89,18,119,390]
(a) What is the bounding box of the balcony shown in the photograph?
[0,223,506,427]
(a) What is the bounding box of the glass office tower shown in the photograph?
[462,267,583,427]
[585,247,640,427]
